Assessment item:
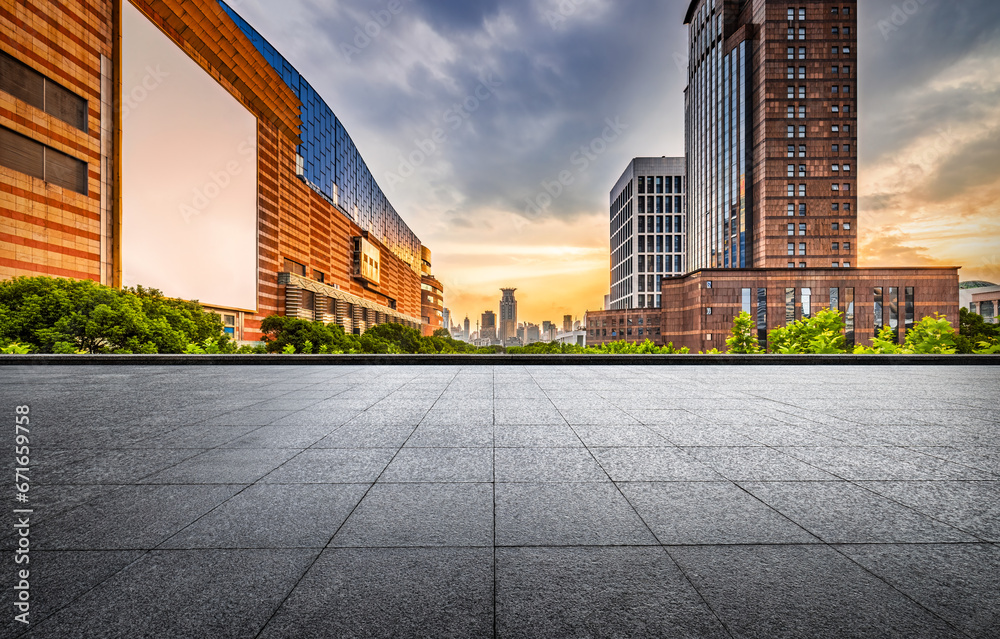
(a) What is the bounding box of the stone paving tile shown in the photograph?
[332,483,493,547]
[495,482,658,546]
[741,481,978,543]
[5,364,997,638]
[620,482,817,544]
[258,548,493,639]
[670,545,966,639]
[838,544,1000,639]
[160,483,368,549]
[496,547,729,638]
[380,447,493,483]
[21,550,317,639]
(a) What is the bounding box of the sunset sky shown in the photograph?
[223,0,1000,327]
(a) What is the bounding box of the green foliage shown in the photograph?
[725,311,764,354]
[973,339,1000,354]
[767,309,847,354]
[700,348,724,355]
[282,343,296,354]
[1,342,31,354]
[0,277,224,354]
[432,328,450,338]
[901,313,957,354]
[956,308,1000,353]
[506,339,690,355]
[855,314,958,355]
[854,325,904,354]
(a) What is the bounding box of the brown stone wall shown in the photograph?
[0,0,115,283]
[660,267,960,352]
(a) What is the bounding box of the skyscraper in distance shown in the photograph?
[482,311,497,341]
[499,288,518,345]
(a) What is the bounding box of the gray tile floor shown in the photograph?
[1,364,998,638]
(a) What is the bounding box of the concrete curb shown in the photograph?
[0,354,998,366]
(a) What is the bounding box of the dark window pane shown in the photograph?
[45,81,88,131]
[0,52,44,110]
[44,146,88,194]
[0,126,44,179]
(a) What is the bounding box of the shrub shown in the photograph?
[767,309,847,354]
[956,308,1000,354]
[725,311,764,354]
[855,314,958,355]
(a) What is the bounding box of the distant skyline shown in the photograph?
[217,0,1000,326]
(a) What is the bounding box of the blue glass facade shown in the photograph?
[218,1,421,273]
[685,1,749,272]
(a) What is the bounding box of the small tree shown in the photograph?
[855,314,958,354]
[726,311,764,354]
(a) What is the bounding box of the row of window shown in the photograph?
[636,255,684,274]
[786,124,851,138]
[0,52,88,132]
[637,196,684,214]
[637,216,683,234]
[786,164,851,176]
[786,46,853,59]
[786,144,853,157]
[0,126,88,195]
[786,7,852,20]
[785,262,851,268]
[786,205,854,219]
[786,66,851,79]
[637,235,683,254]
[636,176,684,195]
[785,105,852,118]
[786,26,852,40]
[786,183,852,196]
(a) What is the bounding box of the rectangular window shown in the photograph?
[674,236,682,253]
[742,288,752,315]
[675,256,682,273]
[799,125,806,138]
[788,243,795,256]
[757,288,768,348]
[798,184,806,196]
[799,86,806,99]
[798,66,806,79]
[656,176,663,193]
[656,216,663,233]
[798,243,806,256]
[638,236,645,252]
[674,216,681,233]
[832,242,840,251]
[799,165,806,177]
[656,235,663,253]
[788,85,795,98]
[638,197,645,214]
[788,164,795,177]
[799,47,807,60]
[845,288,855,347]
[802,287,812,319]
[843,242,851,251]
[799,106,806,119]
[799,28,806,40]
[0,52,88,131]
[675,177,682,193]
[787,204,795,217]
[675,196,682,213]
[638,177,645,194]
[283,258,306,276]
[799,145,806,157]
[656,196,664,214]
[905,287,915,336]
[788,144,796,157]
[656,255,663,272]
[830,287,840,312]
[799,203,807,216]
[788,224,795,236]
[874,287,884,329]
[0,126,88,194]
[786,288,796,324]
[646,177,654,193]
[799,223,806,236]
[889,287,899,342]
[787,125,795,138]
[788,106,796,119]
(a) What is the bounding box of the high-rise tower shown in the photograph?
[684,0,858,271]
[499,288,518,345]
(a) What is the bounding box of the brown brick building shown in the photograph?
[420,247,445,337]
[1,0,433,342]
[588,0,960,351]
